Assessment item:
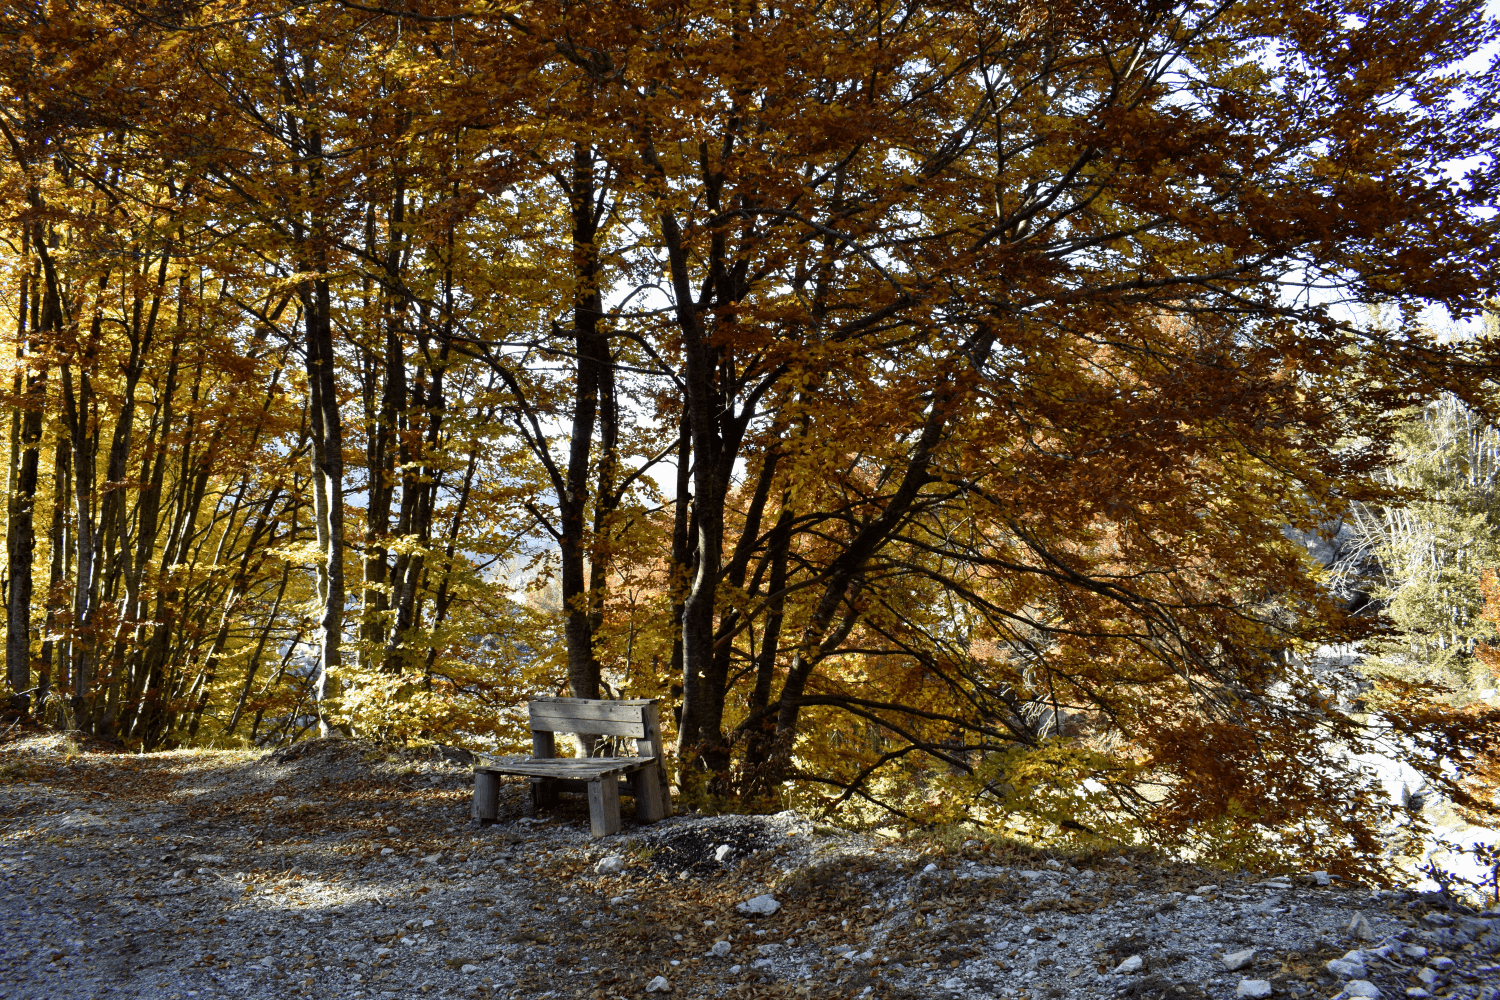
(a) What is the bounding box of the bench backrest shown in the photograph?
[528,697,664,760]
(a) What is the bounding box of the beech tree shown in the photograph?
[1,0,1497,875]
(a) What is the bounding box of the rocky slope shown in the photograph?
[0,733,1497,1000]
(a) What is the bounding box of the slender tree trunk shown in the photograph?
[560,144,607,704]
[6,227,44,708]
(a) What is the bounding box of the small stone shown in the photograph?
[1343,981,1381,999]
[1222,948,1256,971]
[962,839,980,850]
[1427,957,1454,972]
[736,894,781,916]
[380,847,395,856]
[922,863,938,874]
[1312,871,1332,885]
[1196,885,1217,895]
[708,941,732,958]
[422,853,441,864]
[714,844,732,863]
[1236,980,1272,999]
[460,964,479,974]
[1348,914,1375,941]
[608,896,626,906]
[271,796,287,803]
[595,856,626,874]
[1416,969,1439,986]
[1326,959,1365,979]
[373,948,392,959]
[386,826,400,835]
[1045,859,1063,870]
[645,975,671,993]
[1402,945,1428,960]
[422,919,434,928]
[729,965,742,975]
[1421,913,1453,929]
[1406,990,1431,998]
[1115,956,1143,974]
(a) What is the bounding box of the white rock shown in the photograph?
[1222,948,1256,971]
[1312,871,1332,885]
[1196,885,1217,895]
[1344,981,1382,999]
[373,948,392,958]
[728,964,742,975]
[386,825,400,835]
[422,853,441,864]
[1326,959,1366,979]
[1348,913,1375,941]
[1402,945,1428,960]
[645,975,672,993]
[750,958,772,970]
[595,855,627,874]
[1405,990,1431,998]
[422,919,434,928]
[714,844,732,863]
[1416,969,1439,986]
[1342,950,1369,965]
[962,839,980,850]
[854,950,876,964]
[1236,980,1272,999]
[271,796,287,803]
[1115,955,1143,974]
[1045,858,1062,870]
[380,847,395,856]
[922,863,938,874]
[757,943,782,956]
[707,941,732,958]
[736,894,781,916]
[1427,957,1454,972]
[460,964,479,974]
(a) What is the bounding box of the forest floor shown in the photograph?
[1,731,1498,1000]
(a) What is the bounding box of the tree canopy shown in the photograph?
[2,0,1499,878]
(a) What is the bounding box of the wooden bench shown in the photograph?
[471,697,672,837]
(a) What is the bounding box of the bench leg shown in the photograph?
[587,777,621,837]
[472,771,501,823]
[631,765,667,822]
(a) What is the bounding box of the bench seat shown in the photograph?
[476,755,656,782]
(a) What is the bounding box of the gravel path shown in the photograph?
[1,733,1497,1000]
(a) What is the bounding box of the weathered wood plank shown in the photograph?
[476,756,655,781]
[472,770,501,822]
[529,700,648,720]
[532,697,655,708]
[635,701,671,820]
[588,776,621,837]
[529,713,646,738]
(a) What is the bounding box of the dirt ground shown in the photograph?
[2,731,1497,1000]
